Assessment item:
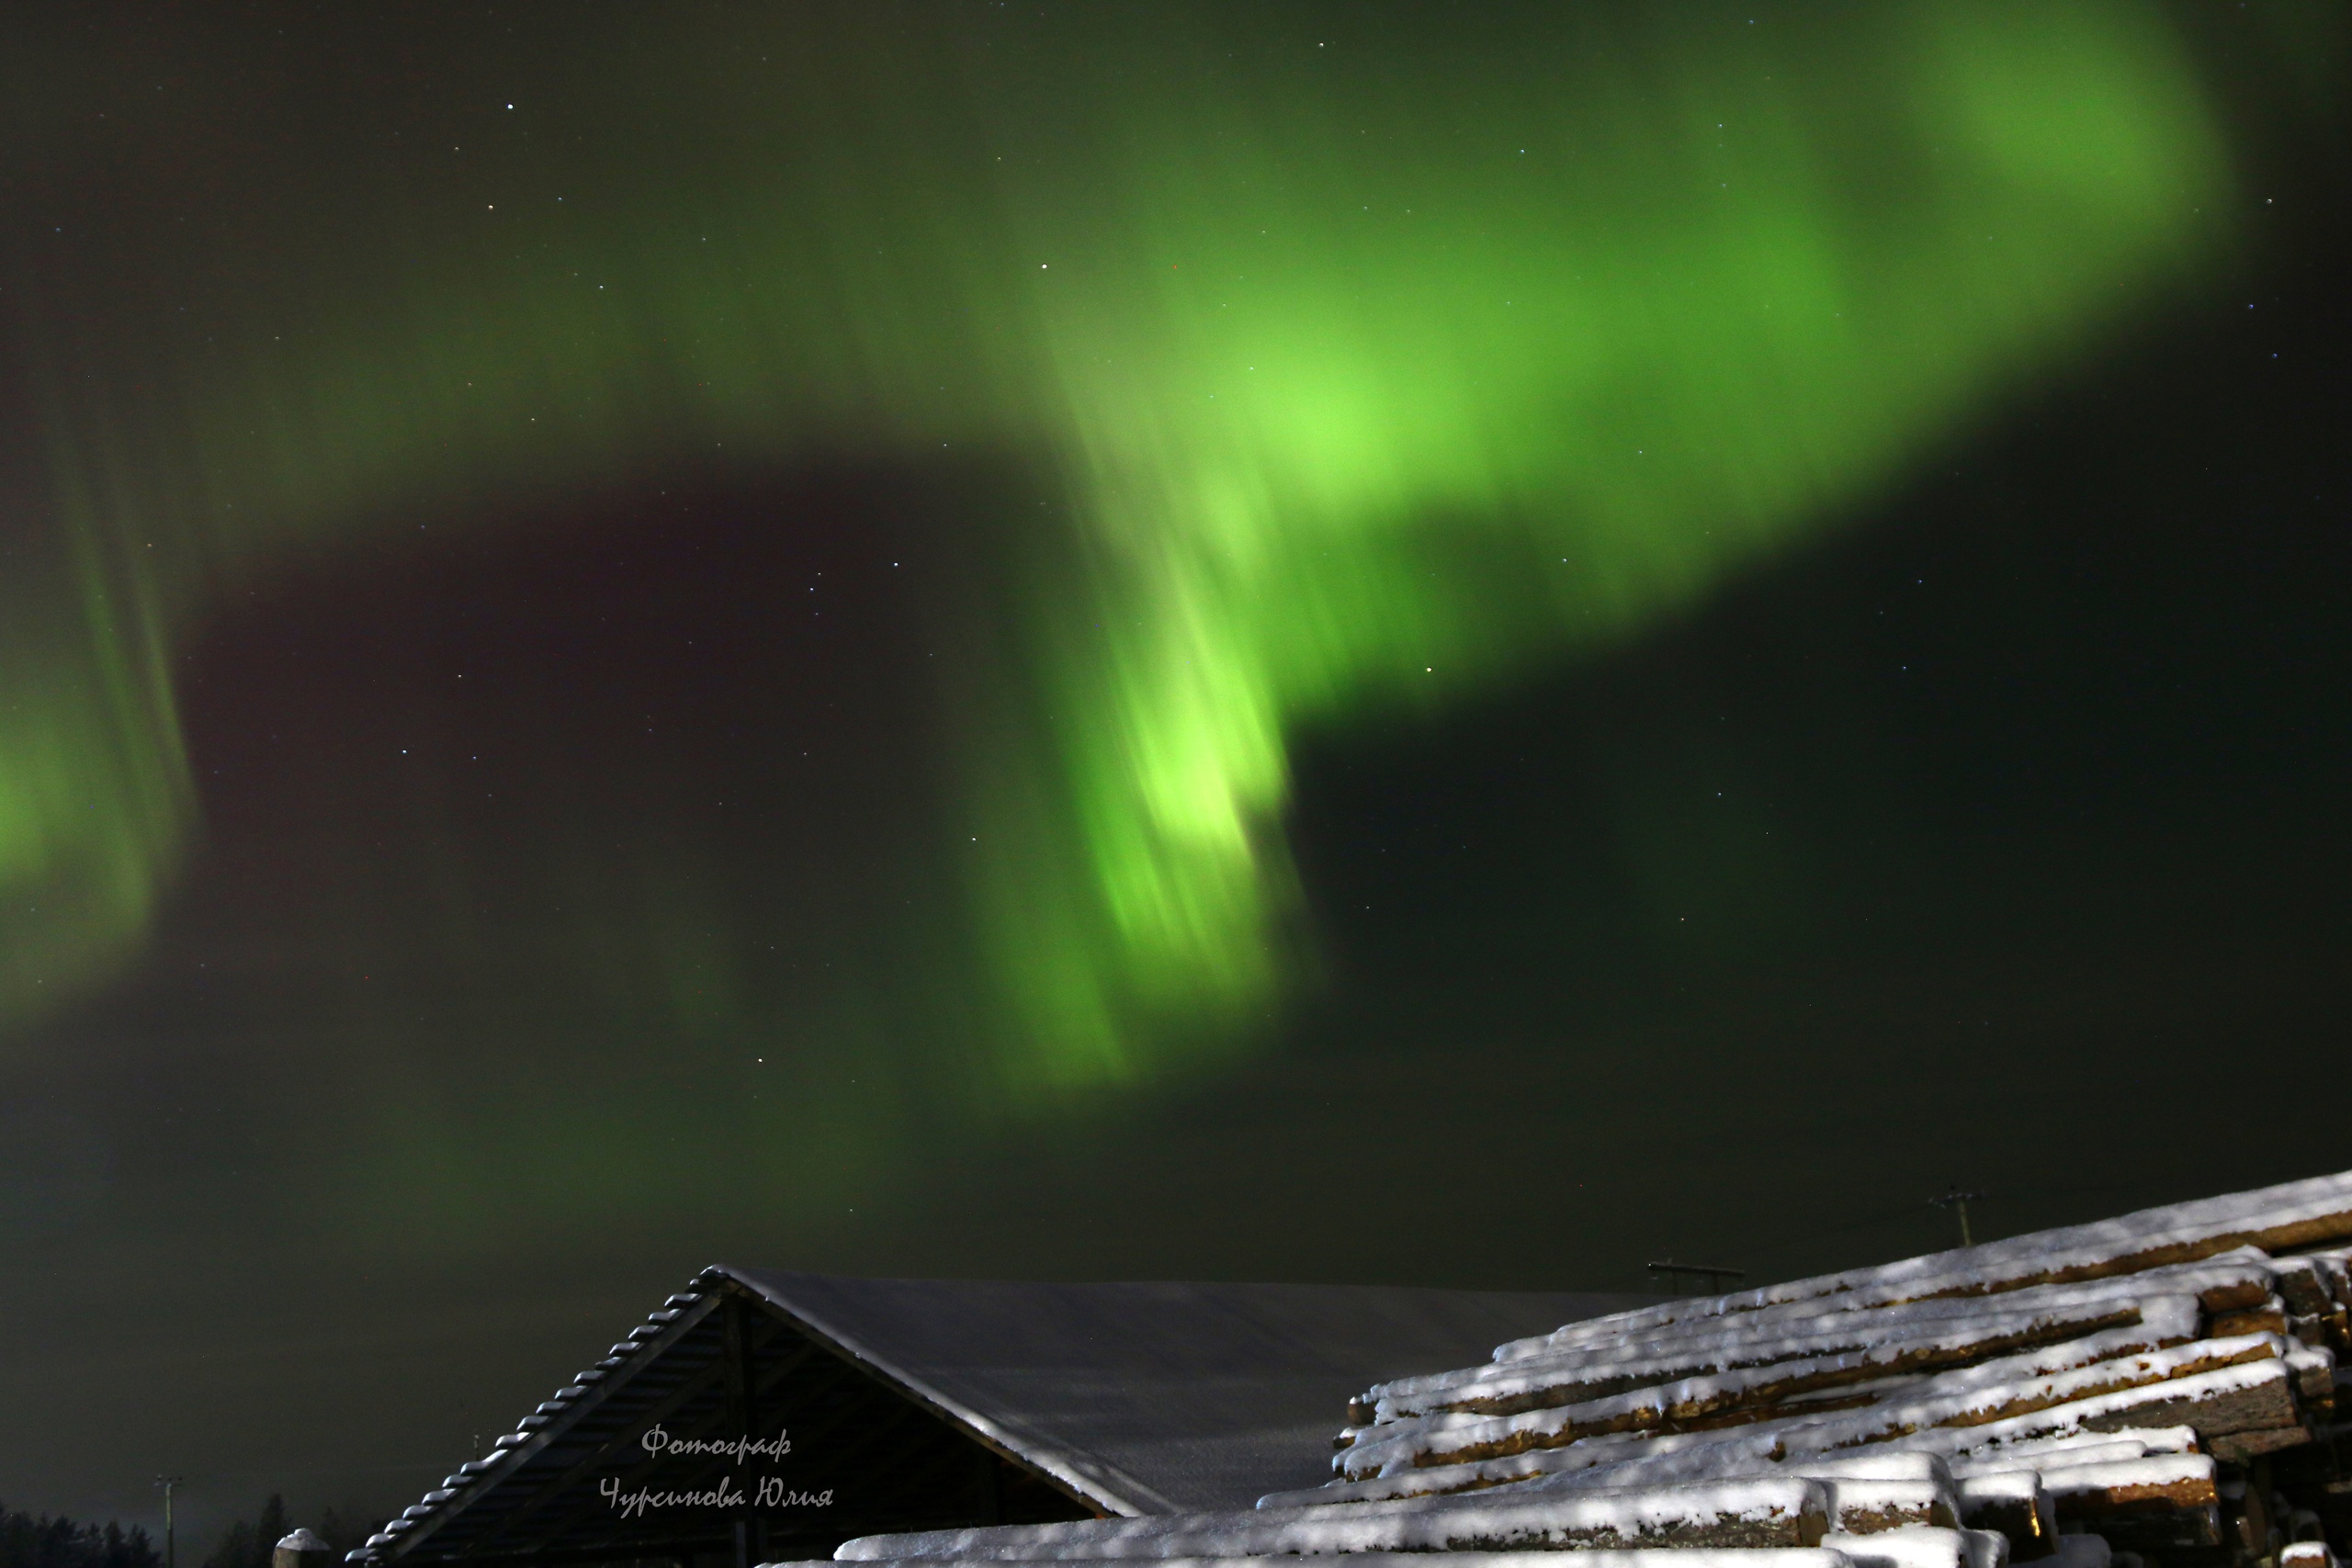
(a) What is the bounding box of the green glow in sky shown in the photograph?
[2,5,2232,1087]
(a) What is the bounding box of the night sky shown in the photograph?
[1,1,2346,1547]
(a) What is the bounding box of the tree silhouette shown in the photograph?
[0,1503,163,1568]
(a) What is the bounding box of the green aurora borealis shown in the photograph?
[3,4,2253,1090]
[7,1,2352,1529]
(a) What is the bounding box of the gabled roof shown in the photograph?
[356,1267,1649,1567]
[724,1269,1655,1515]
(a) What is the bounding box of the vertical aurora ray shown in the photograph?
[0,4,2241,1089]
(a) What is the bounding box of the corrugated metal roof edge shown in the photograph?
[349,1262,1157,1568]
[351,1282,729,1563]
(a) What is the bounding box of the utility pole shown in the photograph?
[155,1476,183,1568]
[1932,1188,1987,1247]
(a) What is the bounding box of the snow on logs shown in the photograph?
[1365,1264,2269,1426]
[1271,1173,2352,1568]
[1495,1171,2352,1359]
[1821,1527,2007,1568]
[836,1480,1835,1561]
[1333,1331,2283,1482]
[831,1557,1858,1568]
[824,1173,2352,1568]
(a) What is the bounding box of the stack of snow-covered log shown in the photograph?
[808,1171,2352,1568]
